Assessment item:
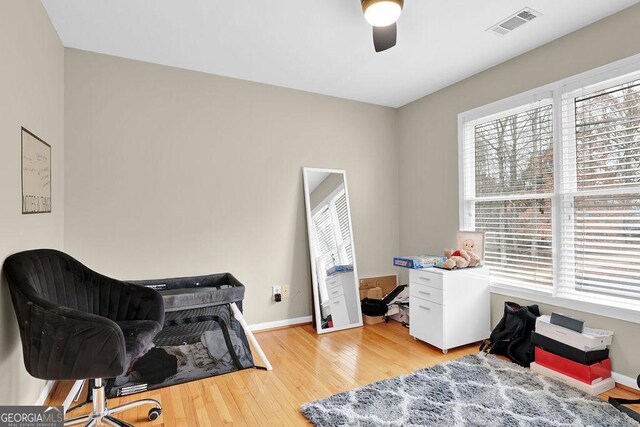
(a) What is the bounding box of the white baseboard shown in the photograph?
[613,372,640,391]
[35,380,56,405]
[249,315,312,332]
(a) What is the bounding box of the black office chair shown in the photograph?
[4,249,164,427]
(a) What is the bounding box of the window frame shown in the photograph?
[311,183,351,269]
[458,53,640,324]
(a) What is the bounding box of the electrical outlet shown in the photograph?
[272,285,282,302]
[282,285,290,298]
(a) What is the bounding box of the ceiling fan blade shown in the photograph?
[372,23,397,52]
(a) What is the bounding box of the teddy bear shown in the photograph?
[442,246,481,270]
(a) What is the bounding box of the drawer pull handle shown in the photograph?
[419,291,431,296]
[418,277,431,282]
[419,305,431,311]
[331,290,338,294]
[333,301,341,305]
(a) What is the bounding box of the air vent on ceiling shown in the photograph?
[488,8,541,36]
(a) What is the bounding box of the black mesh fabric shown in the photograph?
[107,278,254,398]
[156,305,235,346]
[131,273,245,312]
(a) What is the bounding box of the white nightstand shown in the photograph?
[409,266,490,353]
[324,271,360,325]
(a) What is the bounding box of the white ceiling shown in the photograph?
[42,0,639,108]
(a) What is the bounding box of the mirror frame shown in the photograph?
[302,167,363,334]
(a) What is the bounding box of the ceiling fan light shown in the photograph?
[362,0,403,27]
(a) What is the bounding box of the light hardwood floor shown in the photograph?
[47,321,639,426]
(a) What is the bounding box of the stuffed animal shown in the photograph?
[442,247,481,270]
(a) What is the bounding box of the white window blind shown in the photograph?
[559,76,640,306]
[461,63,640,313]
[462,102,555,288]
[313,205,339,270]
[335,192,353,265]
[312,188,352,271]
[472,105,554,196]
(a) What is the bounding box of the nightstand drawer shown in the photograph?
[410,281,443,304]
[326,275,342,289]
[327,284,345,299]
[409,270,443,289]
[328,294,349,327]
[410,297,443,349]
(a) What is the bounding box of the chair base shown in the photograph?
[64,379,161,427]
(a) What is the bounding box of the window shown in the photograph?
[462,102,554,288]
[559,77,640,306]
[334,192,354,265]
[460,58,640,314]
[312,187,353,271]
[312,187,353,303]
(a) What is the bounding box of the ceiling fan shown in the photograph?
[361,0,404,52]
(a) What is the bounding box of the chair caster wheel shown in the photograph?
[148,408,162,421]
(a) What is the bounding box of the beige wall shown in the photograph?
[0,1,65,405]
[398,5,640,378]
[64,49,400,326]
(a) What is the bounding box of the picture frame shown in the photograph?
[456,231,485,265]
[21,127,52,214]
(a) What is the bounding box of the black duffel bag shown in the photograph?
[480,302,540,367]
[361,298,388,317]
[608,375,640,422]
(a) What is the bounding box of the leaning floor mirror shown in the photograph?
[303,167,363,334]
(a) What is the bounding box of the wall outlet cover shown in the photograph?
[282,285,290,298]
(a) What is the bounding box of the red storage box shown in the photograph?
[534,347,611,385]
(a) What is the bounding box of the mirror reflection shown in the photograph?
[304,168,362,333]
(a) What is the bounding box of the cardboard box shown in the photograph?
[534,347,611,385]
[326,265,353,276]
[393,255,447,269]
[361,287,383,300]
[363,315,385,325]
[530,362,615,396]
[536,315,613,351]
[531,332,609,365]
[359,287,383,300]
[359,275,397,301]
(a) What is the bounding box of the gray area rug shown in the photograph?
[300,353,638,426]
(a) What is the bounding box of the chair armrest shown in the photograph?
[20,299,129,380]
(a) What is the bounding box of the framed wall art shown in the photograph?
[21,127,51,214]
